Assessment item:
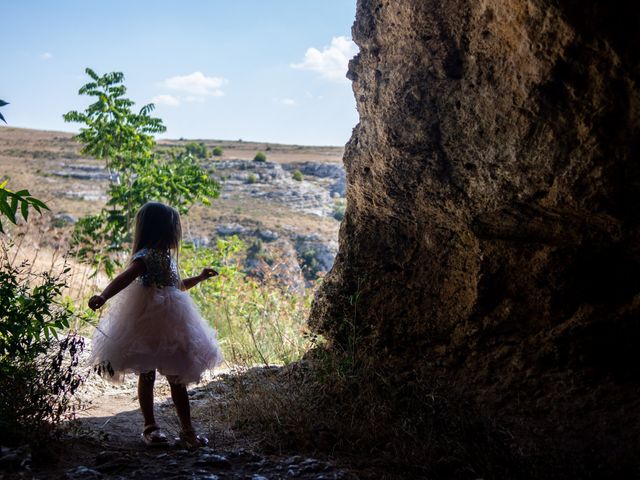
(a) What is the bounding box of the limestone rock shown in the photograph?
[310,0,640,472]
[52,163,112,181]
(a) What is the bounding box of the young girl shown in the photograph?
[88,202,223,449]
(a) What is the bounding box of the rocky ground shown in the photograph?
[1,371,356,479]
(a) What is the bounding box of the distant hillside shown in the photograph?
[0,126,345,287]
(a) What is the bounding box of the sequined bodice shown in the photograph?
[132,248,180,288]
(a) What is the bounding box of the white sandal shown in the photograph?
[141,424,169,447]
[178,429,209,449]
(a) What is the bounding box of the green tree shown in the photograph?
[0,100,8,123]
[292,169,303,182]
[254,151,267,162]
[64,68,220,276]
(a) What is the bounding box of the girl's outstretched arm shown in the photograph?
[181,268,218,291]
[88,259,146,310]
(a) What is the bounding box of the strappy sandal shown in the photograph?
[141,424,169,447]
[177,429,209,450]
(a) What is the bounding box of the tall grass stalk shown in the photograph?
[180,240,315,367]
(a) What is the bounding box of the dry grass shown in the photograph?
[157,137,344,165]
[1,215,104,305]
[196,353,534,480]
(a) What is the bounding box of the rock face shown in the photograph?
[212,159,343,217]
[311,0,639,466]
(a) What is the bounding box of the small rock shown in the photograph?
[299,458,323,473]
[216,223,250,236]
[330,177,346,197]
[65,465,103,479]
[53,213,78,225]
[195,453,232,468]
[257,229,278,241]
[187,236,210,247]
[0,445,31,471]
[227,449,262,462]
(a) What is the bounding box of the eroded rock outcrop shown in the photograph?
[311,0,640,468]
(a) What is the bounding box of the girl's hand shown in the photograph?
[200,268,219,280]
[88,295,106,311]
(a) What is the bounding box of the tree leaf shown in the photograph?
[0,198,16,224]
[21,199,29,221]
[10,195,18,218]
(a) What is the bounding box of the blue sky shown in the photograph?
[2,1,358,145]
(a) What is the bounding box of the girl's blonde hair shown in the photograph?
[131,202,182,256]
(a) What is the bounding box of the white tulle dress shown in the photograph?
[89,248,223,384]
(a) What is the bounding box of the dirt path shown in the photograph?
[20,373,356,479]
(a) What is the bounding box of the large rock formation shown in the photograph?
[311,0,639,466]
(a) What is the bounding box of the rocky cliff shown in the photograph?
[311,0,640,469]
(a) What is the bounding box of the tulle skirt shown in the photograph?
[89,282,223,384]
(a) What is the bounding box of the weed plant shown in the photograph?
[180,239,314,366]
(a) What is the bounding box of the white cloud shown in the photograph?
[152,94,180,107]
[160,72,227,97]
[184,95,206,103]
[304,92,325,101]
[282,98,298,106]
[40,52,53,60]
[291,36,358,83]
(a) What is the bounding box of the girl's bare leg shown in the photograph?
[168,378,194,432]
[138,370,156,427]
[168,378,207,447]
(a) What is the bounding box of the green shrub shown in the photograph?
[247,238,275,266]
[185,142,209,159]
[254,151,267,162]
[212,146,224,157]
[299,248,320,279]
[247,173,258,184]
[0,259,85,446]
[292,170,303,182]
[332,201,346,221]
[248,238,263,256]
[0,184,83,446]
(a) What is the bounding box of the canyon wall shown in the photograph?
[310,0,640,459]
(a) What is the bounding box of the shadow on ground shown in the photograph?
[14,377,355,480]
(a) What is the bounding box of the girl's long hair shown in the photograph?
[131,202,182,257]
